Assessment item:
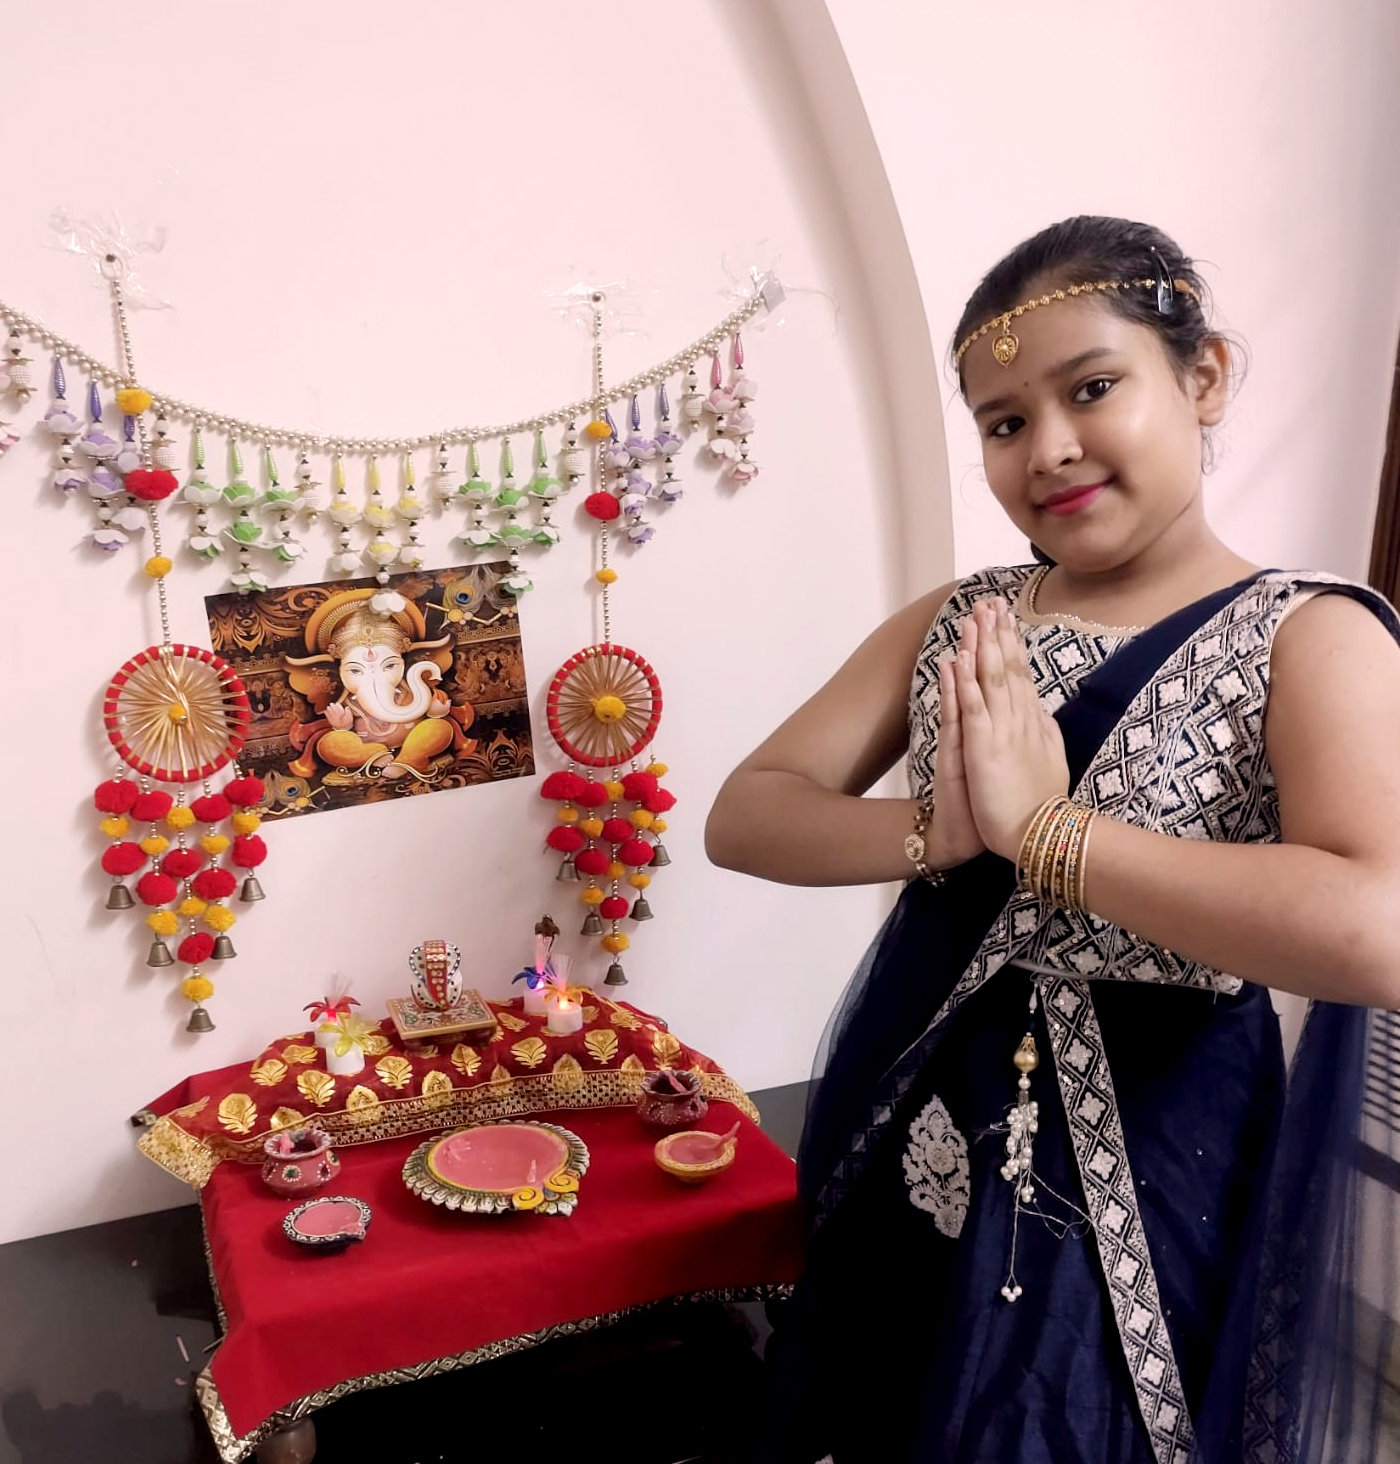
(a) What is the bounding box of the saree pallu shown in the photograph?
[763,567,1400,1464]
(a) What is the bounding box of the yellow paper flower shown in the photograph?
[333,1015,377,1058]
[204,904,237,932]
[146,910,179,936]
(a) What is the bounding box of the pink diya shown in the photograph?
[402,1121,590,1216]
[654,1123,740,1185]
[282,1195,372,1252]
[262,1127,340,1197]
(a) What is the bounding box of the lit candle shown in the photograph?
[523,977,551,1016]
[546,996,584,1036]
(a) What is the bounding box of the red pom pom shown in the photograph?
[136,871,178,906]
[540,771,586,801]
[131,790,174,822]
[584,492,621,522]
[621,771,659,801]
[545,826,586,854]
[232,834,268,869]
[193,867,237,900]
[124,468,179,502]
[161,848,205,880]
[601,817,634,846]
[94,779,139,815]
[574,848,610,877]
[191,794,232,823]
[101,842,146,877]
[222,776,266,808]
[575,781,610,808]
[600,895,629,920]
[618,837,656,868]
[643,787,677,815]
[178,933,215,965]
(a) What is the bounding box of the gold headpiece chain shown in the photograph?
[954,277,1201,369]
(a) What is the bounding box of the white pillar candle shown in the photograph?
[545,997,584,1036]
[523,981,551,1016]
[314,1022,341,1050]
[325,1044,365,1076]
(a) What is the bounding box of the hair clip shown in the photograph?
[1150,246,1175,315]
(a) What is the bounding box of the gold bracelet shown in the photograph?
[1016,796,1095,912]
[903,792,948,887]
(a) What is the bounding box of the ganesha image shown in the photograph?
[284,589,476,783]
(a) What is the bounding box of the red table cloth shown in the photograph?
[193,1103,802,1461]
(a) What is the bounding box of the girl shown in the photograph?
[707,217,1400,1464]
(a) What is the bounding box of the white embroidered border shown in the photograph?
[1044,976,1195,1464]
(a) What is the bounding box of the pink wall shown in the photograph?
[0,1,947,1242]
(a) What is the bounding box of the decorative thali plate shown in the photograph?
[402,1121,589,1217]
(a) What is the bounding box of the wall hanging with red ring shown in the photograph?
[95,641,268,1034]
[540,642,674,987]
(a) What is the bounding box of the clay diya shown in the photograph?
[654,1123,740,1185]
[637,1068,708,1130]
[262,1127,340,1197]
[402,1120,590,1216]
[282,1195,372,1253]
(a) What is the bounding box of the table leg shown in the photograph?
[255,1417,316,1464]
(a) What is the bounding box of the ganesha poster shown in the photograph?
[204,563,534,820]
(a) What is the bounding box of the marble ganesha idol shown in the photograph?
[409,938,463,1011]
[284,589,476,783]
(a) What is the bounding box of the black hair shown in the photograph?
[952,216,1221,392]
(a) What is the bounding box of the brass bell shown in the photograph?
[211,934,238,961]
[581,912,604,937]
[146,938,174,968]
[105,881,134,911]
[186,1005,215,1034]
[630,896,654,922]
[604,961,628,987]
[556,856,580,882]
[239,875,266,903]
[648,843,671,868]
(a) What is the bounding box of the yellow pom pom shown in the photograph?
[230,812,261,835]
[592,694,626,724]
[204,904,237,932]
[165,806,196,831]
[116,387,153,416]
[595,568,618,585]
[179,896,208,918]
[181,975,214,1003]
[100,815,130,838]
[143,555,173,579]
[584,419,613,440]
[200,834,230,856]
[646,761,668,777]
[579,817,604,838]
[604,781,626,801]
[140,834,170,856]
[556,806,580,824]
[580,886,606,907]
[601,933,630,954]
[608,861,626,881]
[146,910,179,936]
[651,819,668,834]
[629,809,655,830]
[628,873,651,889]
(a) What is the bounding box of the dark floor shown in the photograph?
[0,1083,809,1464]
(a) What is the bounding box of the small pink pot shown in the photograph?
[262,1128,340,1198]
